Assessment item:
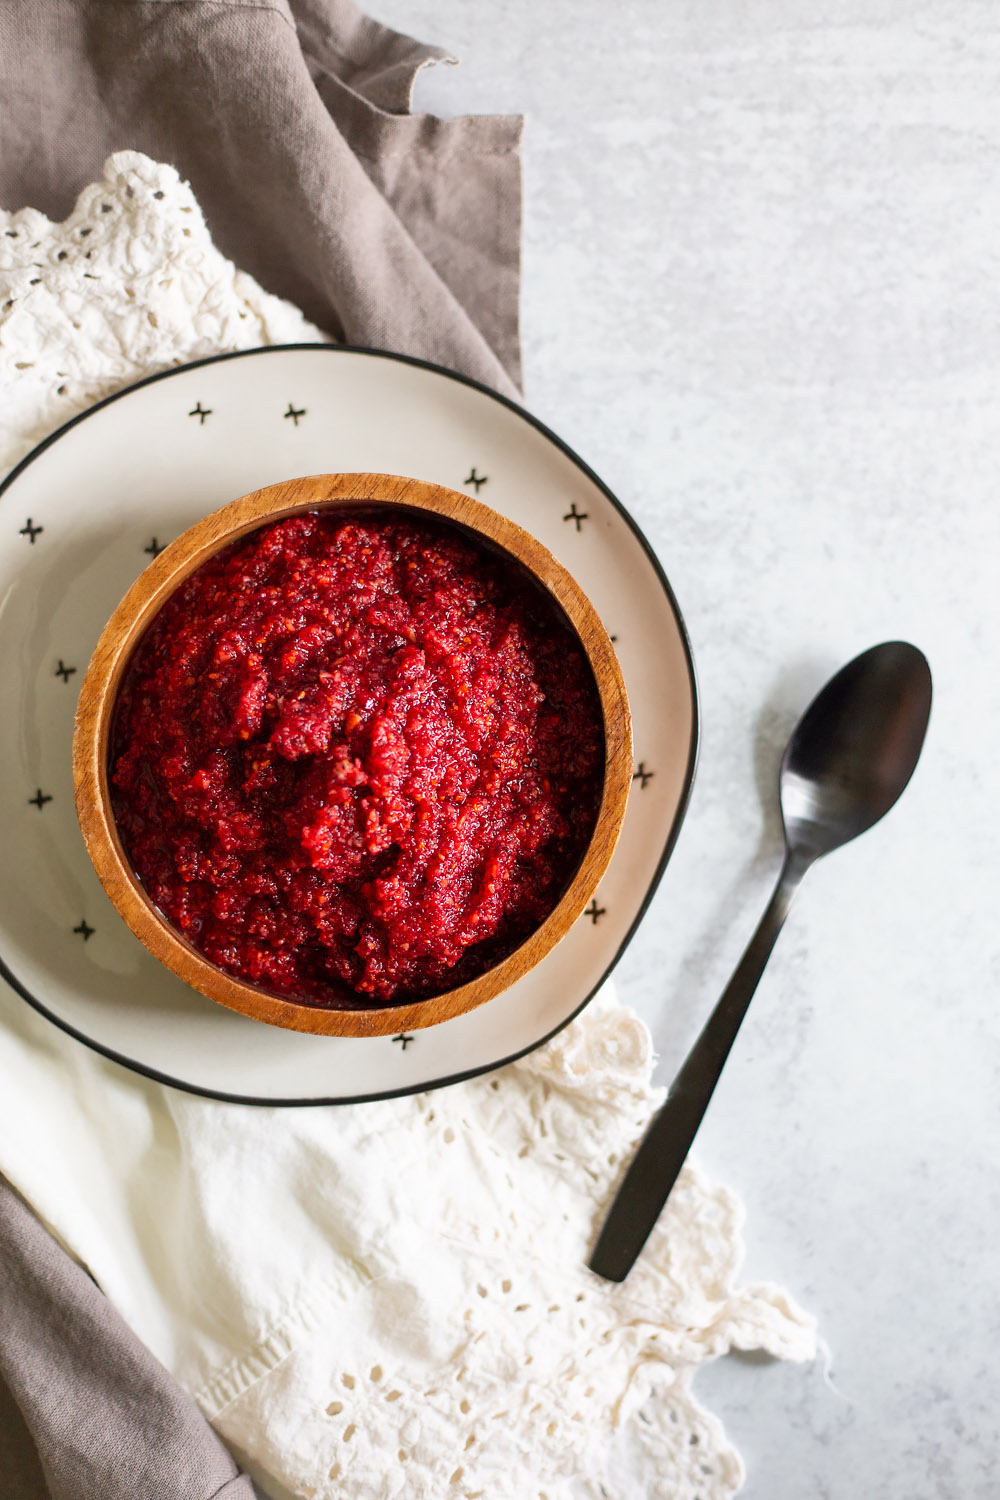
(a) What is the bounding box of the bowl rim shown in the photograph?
[72,471,633,1036]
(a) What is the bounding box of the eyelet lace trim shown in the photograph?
[0,150,326,475]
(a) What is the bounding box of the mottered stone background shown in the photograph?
[373,2,1000,1496]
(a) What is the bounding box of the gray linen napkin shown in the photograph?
[0,1178,255,1499]
[0,0,522,394]
[0,1,522,1492]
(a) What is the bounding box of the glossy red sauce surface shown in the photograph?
[111,511,604,1006]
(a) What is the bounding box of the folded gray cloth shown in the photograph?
[0,2,522,1493]
[0,0,522,394]
[0,1177,256,1499]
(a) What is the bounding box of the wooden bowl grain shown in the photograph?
[73,473,632,1037]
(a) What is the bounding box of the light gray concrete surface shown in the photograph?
[372,3,1000,1494]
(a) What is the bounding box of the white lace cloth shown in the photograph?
[0,152,817,1500]
[0,151,325,471]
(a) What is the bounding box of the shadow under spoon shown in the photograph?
[589,639,933,1283]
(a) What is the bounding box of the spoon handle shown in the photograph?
[589,853,808,1283]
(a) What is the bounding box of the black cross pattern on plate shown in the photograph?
[284,403,306,426]
[28,788,52,810]
[145,538,165,558]
[19,518,43,544]
[393,1033,415,1051]
[584,899,606,925]
[463,468,488,493]
[632,762,654,789]
[188,402,212,424]
[55,660,77,683]
[73,919,95,941]
[563,504,588,531]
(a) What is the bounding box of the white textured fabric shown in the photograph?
[0,151,326,471]
[0,152,817,1500]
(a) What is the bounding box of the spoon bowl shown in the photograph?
[780,641,933,858]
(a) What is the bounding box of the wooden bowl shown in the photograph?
[73,473,632,1037]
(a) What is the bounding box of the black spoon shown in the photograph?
[589,641,933,1283]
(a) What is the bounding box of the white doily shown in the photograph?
[200,1004,816,1500]
[0,152,817,1500]
[0,150,327,472]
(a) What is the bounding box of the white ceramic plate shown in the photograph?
[0,346,697,1103]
